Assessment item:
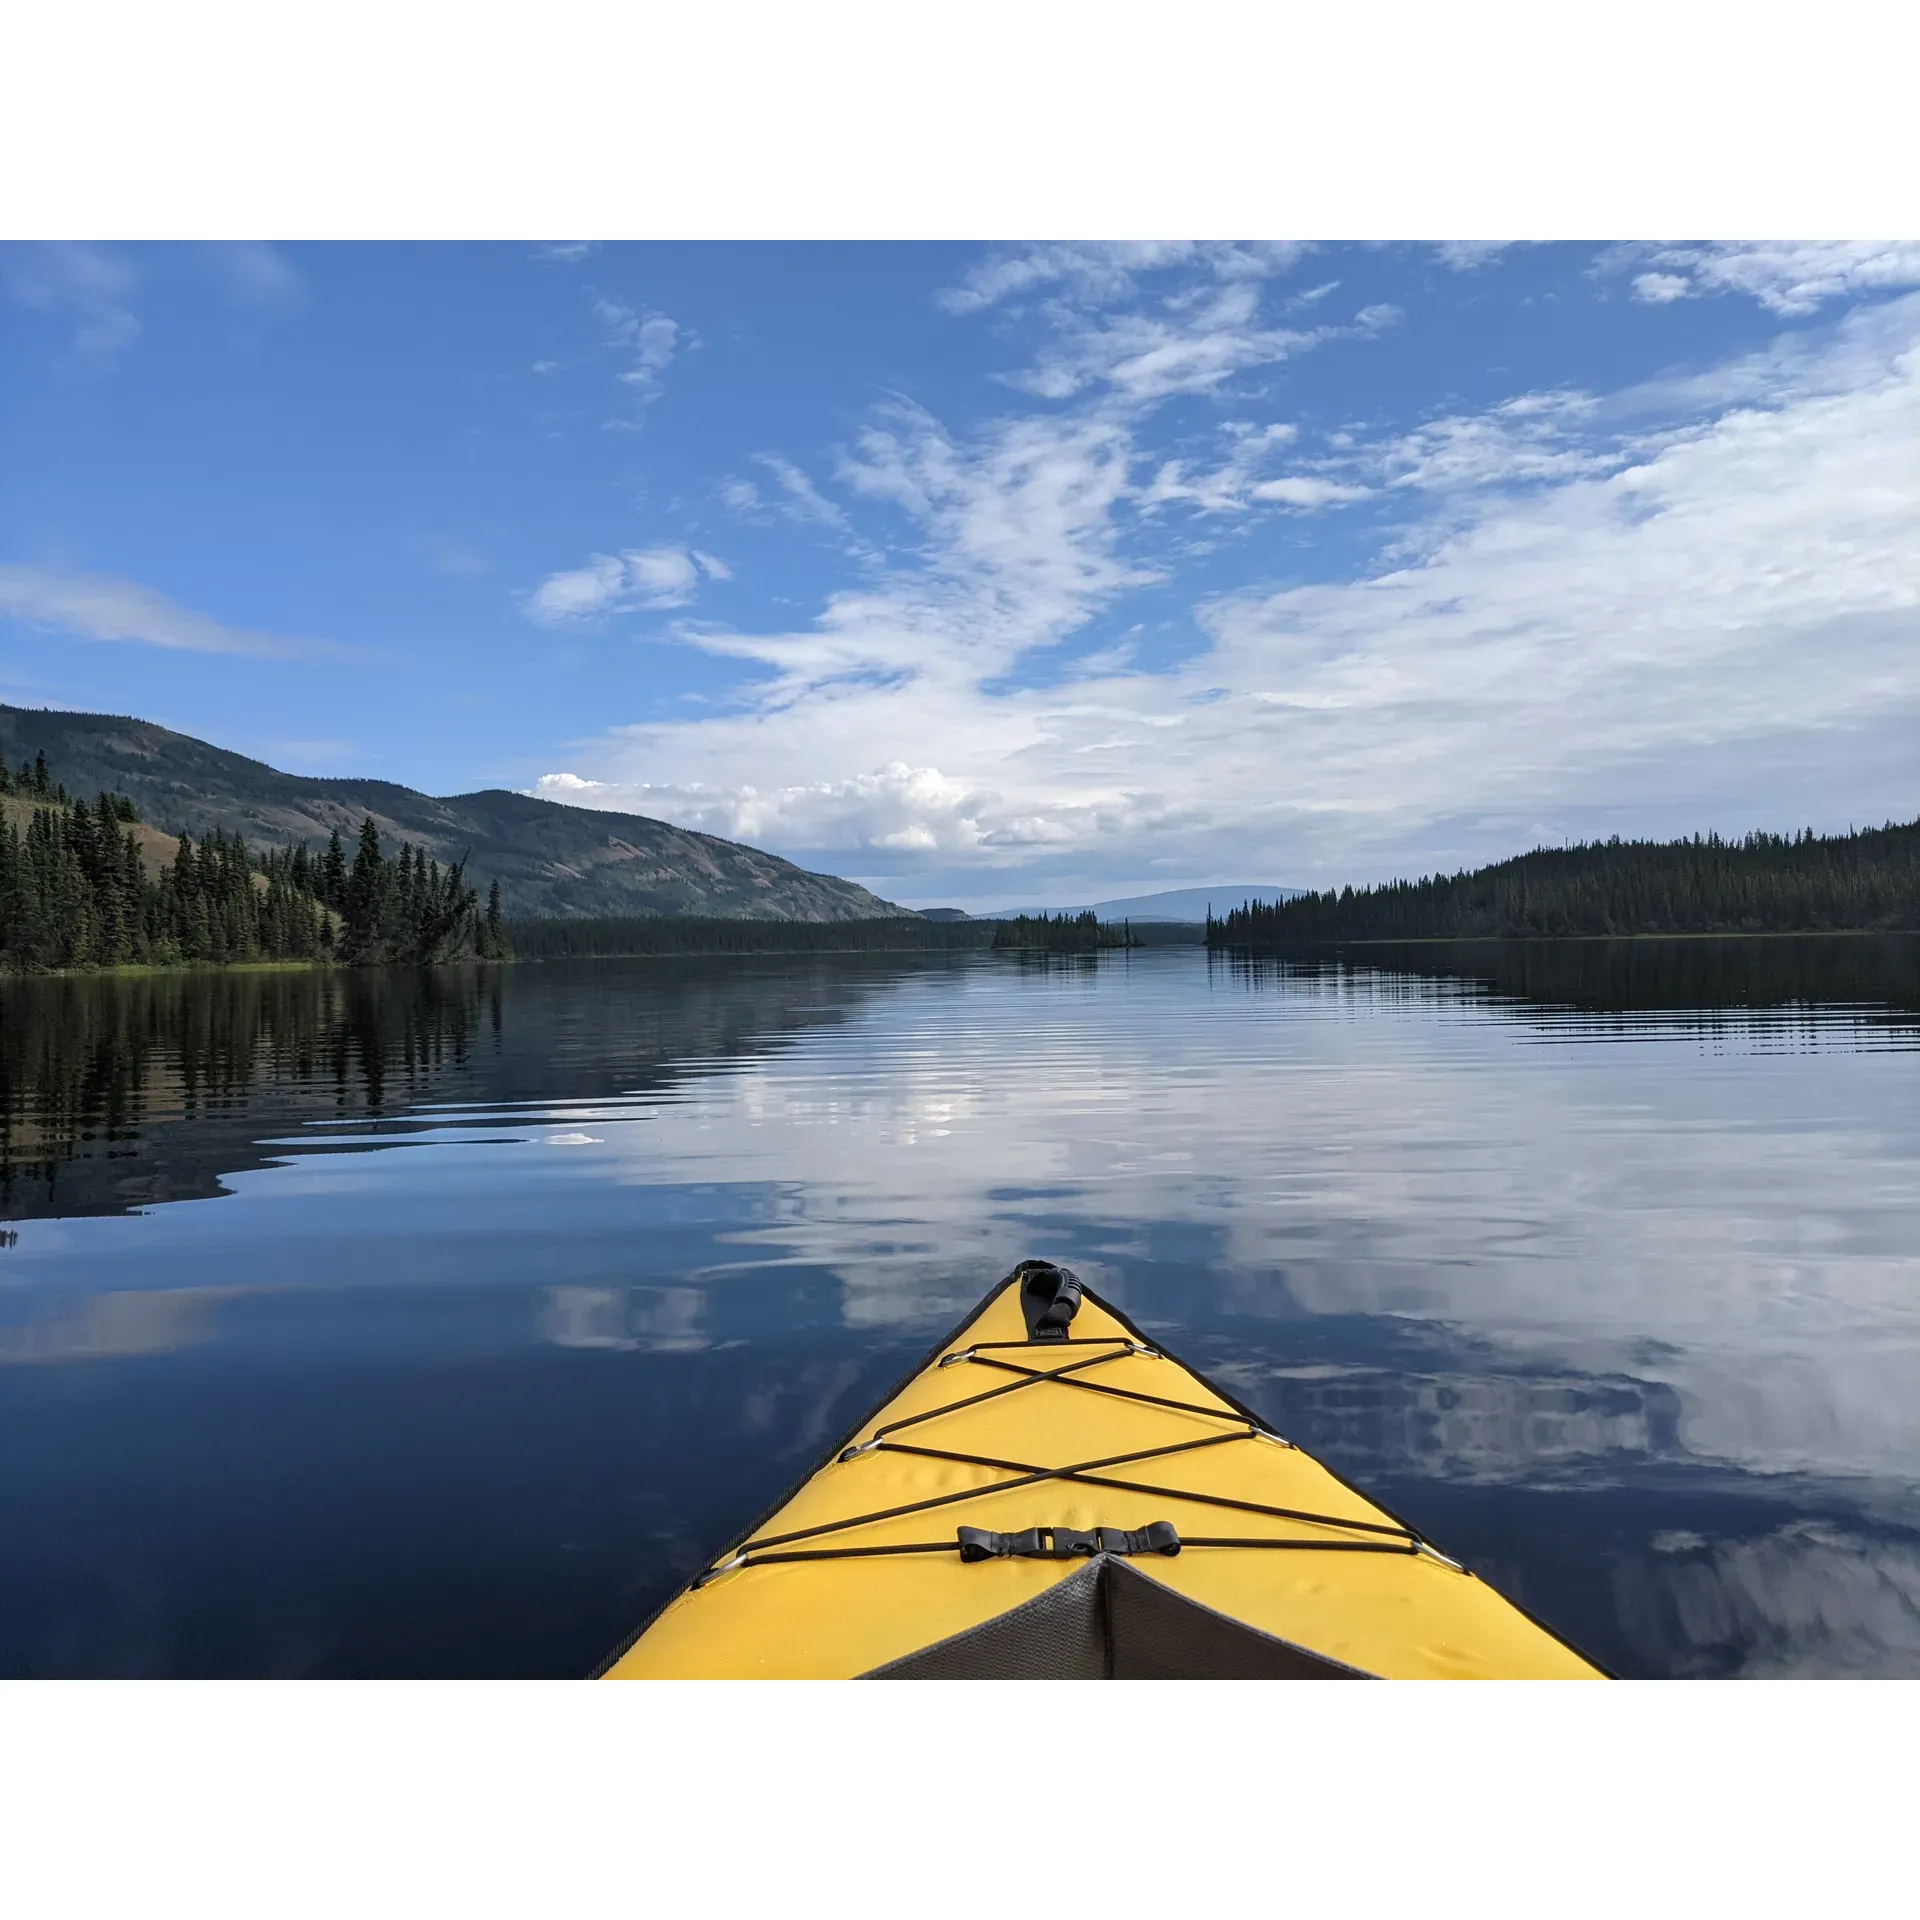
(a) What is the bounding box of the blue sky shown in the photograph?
[4,239,1917,909]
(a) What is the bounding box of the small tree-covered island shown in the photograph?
[1,748,507,972]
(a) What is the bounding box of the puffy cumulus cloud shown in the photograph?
[525,545,703,623]
[0,564,327,657]
[1627,242,1920,316]
[1633,271,1692,305]
[534,762,1006,853]
[533,295,1920,905]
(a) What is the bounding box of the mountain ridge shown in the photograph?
[0,704,902,922]
[972,885,1306,923]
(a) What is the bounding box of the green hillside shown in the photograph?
[0,706,901,921]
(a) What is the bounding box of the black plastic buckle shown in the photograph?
[957,1521,1180,1562]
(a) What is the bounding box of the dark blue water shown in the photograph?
[4,939,1918,1676]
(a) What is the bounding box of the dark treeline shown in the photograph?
[505,911,1179,960]
[504,914,999,960]
[990,911,1137,951]
[0,746,508,972]
[1213,819,1920,946]
[328,817,509,967]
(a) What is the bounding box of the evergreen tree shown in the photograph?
[485,880,504,959]
[322,829,347,911]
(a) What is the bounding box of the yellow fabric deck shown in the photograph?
[605,1277,1602,1679]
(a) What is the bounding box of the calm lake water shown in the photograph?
[4,939,1918,1678]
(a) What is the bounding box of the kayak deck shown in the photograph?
[601,1265,1603,1679]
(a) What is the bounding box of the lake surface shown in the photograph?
[4,939,1918,1678]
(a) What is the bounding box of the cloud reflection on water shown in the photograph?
[4,940,1917,1676]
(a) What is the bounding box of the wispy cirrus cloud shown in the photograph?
[754,453,848,527]
[201,241,303,314]
[1433,241,1510,272]
[525,290,1920,904]
[1009,281,1326,403]
[0,564,333,657]
[4,242,140,359]
[937,241,1308,316]
[525,545,725,623]
[1625,242,1920,315]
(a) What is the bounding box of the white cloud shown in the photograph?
[1434,241,1509,271]
[1138,422,1300,515]
[1633,271,1693,305]
[201,241,303,312]
[1013,282,1324,403]
[1248,475,1372,508]
[1631,242,1920,316]
[936,241,1304,316]
[626,546,699,602]
[536,242,597,264]
[525,545,704,623]
[593,297,680,404]
[1369,389,1606,493]
[753,453,848,527]
[0,564,326,657]
[522,293,1920,900]
[691,550,732,581]
[4,242,139,358]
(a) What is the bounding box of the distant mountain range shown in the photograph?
[965,885,1306,924]
[0,705,901,921]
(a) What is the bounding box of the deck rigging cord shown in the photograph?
[691,1330,1440,1587]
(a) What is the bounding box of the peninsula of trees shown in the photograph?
[1,748,507,972]
[1211,819,1920,947]
[990,911,1139,951]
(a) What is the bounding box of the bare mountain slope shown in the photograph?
[0,706,902,921]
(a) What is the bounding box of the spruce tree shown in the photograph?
[344,817,384,960]
[322,829,347,911]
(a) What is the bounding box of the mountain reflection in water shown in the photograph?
[3,938,1917,1678]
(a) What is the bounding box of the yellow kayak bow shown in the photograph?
[600,1262,1605,1679]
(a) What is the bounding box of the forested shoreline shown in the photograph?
[1,748,508,973]
[1211,820,1920,947]
[990,911,1139,951]
[505,909,1187,961]
[504,914,997,960]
